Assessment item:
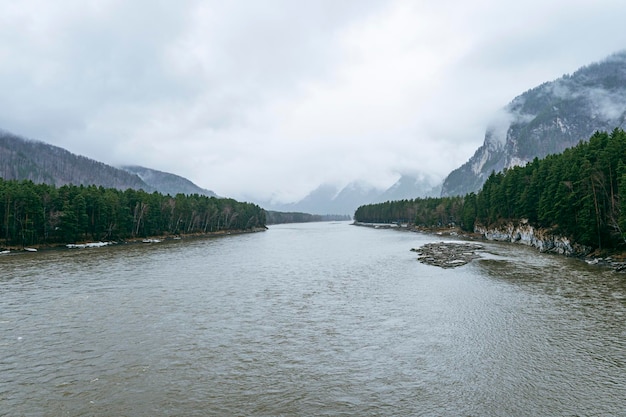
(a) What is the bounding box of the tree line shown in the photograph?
[355,129,626,251]
[265,211,351,225]
[0,180,266,248]
[354,196,464,227]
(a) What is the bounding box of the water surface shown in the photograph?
[1,222,625,416]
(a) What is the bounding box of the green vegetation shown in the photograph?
[265,211,351,225]
[441,52,626,197]
[354,196,465,228]
[0,180,265,248]
[355,129,626,251]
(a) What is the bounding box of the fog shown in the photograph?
[1,0,626,202]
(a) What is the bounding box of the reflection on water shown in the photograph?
[1,223,625,416]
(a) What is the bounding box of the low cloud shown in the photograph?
[2,0,626,202]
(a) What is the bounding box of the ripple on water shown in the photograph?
[1,223,625,416]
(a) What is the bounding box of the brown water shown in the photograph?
[1,222,625,416]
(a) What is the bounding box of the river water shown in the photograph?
[1,221,625,416]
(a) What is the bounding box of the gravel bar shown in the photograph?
[411,242,484,268]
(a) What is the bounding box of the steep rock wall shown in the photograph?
[474,220,590,256]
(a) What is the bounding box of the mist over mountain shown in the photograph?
[1,128,439,217]
[258,173,439,216]
[290,51,626,214]
[260,183,382,216]
[7,51,625,215]
[378,174,441,202]
[441,51,626,197]
[121,165,218,197]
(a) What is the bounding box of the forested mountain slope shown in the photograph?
[0,131,151,191]
[356,129,626,252]
[121,165,217,197]
[442,51,626,196]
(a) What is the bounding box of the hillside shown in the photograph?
[0,131,220,198]
[121,165,218,197]
[0,131,151,191]
[356,129,626,254]
[441,51,626,196]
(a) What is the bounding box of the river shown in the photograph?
[1,221,625,416]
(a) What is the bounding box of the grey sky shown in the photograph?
[1,0,626,202]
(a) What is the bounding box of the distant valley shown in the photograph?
[255,175,441,216]
[0,129,441,216]
[2,51,626,217]
[258,51,626,214]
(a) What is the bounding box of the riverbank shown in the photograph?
[0,227,267,254]
[353,221,626,272]
[353,221,486,268]
[352,221,479,238]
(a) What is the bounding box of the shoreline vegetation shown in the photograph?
[0,179,267,252]
[354,129,626,271]
[0,227,268,254]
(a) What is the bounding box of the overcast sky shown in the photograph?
[1,0,626,202]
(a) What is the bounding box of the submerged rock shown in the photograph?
[411,242,484,268]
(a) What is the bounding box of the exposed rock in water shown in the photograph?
[411,242,484,268]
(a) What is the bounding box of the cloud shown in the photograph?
[2,0,626,202]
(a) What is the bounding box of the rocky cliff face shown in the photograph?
[474,219,590,256]
[442,51,626,197]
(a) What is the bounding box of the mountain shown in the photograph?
[0,130,151,190]
[279,183,342,214]
[378,174,441,202]
[259,173,440,216]
[260,182,384,216]
[331,182,384,214]
[121,165,218,197]
[441,51,626,197]
[0,130,218,198]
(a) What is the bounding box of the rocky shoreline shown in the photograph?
[411,242,485,268]
[354,221,626,272]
